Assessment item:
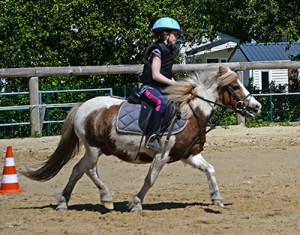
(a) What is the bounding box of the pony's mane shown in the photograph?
[164,65,237,119]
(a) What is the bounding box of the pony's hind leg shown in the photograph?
[85,159,114,210]
[182,153,224,207]
[56,154,88,210]
[57,147,113,211]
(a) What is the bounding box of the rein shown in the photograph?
[135,85,253,160]
[180,86,252,159]
[180,101,217,159]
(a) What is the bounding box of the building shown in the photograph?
[228,42,300,90]
[184,34,239,64]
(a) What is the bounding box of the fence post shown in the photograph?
[29,77,41,135]
[237,71,246,125]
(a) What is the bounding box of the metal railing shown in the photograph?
[0,87,113,129]
[1,88,300,138]
[253,92,300,123]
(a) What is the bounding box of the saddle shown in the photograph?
[116,88,187,135]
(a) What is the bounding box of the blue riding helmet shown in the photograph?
[151,17,181,34]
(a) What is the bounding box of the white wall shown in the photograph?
[187,49,234,64]
[251,69,289,89]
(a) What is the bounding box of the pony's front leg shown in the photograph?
[128,154,170,212]
[182,153,224,207]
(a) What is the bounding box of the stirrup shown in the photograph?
[146,135,161,151]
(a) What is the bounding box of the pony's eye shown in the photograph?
[232,85,240,91]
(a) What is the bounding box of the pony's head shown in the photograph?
[213,65,262,118]
[164,65,262,119]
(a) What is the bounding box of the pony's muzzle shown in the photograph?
[236,99,262,118]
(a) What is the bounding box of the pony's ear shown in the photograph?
[218,65,228,76]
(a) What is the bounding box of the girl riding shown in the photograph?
[140,17,181,151]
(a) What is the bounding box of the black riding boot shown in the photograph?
[146,110,163,151]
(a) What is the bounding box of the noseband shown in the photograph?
[223,85,253,113]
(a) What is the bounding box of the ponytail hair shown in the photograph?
[143,30,171,62]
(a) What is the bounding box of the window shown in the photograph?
[261,71,269,90]
[207,58,219,63]
[206,58,227,63]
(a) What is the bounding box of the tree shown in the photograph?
[0,0,201,91]
[2,0,300,69]
[196,0,300,43]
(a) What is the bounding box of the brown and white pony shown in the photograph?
[23,65,261,212]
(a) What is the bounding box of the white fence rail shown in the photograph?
[1,61,300,135]
[1,61,300,78]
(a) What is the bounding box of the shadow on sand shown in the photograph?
[16,201,232,214]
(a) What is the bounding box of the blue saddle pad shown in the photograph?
[116,101,187,135]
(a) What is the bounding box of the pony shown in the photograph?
[23,65,262,212]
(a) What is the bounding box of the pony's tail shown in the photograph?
[22,103,82,181]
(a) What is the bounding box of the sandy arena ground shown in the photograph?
[0,125,299,235]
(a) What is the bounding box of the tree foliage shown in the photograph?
[0,0,192,67]
[1,0,299,69]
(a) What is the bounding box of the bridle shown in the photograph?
[224,85,253,115]
[189,84,254,116]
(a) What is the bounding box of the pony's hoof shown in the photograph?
[102,201,114,210]
[129,204,143,212]
[127,199,143,212]
[56,203,68,211]
[212,199,224,207]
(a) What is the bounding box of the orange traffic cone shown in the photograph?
[0,146,25,194]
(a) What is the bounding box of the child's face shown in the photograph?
[168,30,179,46]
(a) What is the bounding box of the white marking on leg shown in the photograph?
[128,153,170,211]
[84,147,114,210]
[182,153,223,206]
